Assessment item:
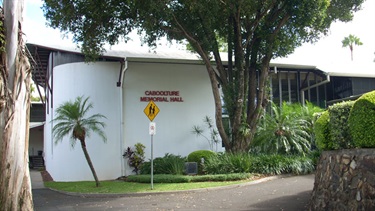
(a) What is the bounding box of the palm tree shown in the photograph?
[52,96,107,187]
[251,102,311,155]
[342,34,363,61]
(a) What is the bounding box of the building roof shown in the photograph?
[317,62,375,78]
[27,42,375,93]
[27,42,323,70]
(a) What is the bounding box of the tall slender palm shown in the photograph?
[52,96,107,187]
[342,34,363,61]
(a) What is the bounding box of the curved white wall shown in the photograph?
[44,60,224,181]
[44,62,122,181]
[123,62,223,175]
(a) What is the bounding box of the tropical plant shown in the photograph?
[192,116,219,151]
[251,102,311,155]
[140,153,186,175]
[342,34,363,61]
[52,96,107,187]
[204,153,314,175]
[123,143,146,174]
[204,152,253,174]
[249,154,315,175]
[281,101,323,148]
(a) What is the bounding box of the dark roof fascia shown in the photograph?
[26,43,125,62]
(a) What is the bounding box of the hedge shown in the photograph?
[314,111,331,150]
[348,90,375,148]
[328,101,355,149]
[126,173,253,183]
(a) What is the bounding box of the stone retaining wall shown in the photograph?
[310,149,375,210]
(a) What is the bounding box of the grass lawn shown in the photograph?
[45,179,256,194]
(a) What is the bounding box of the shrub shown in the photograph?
[328,101,355,149]
[204,153,314,175]
[314,111,331,150]
[204,153,252,174]
[309,150,321,166]
[249,154,314,175]
[187,150,216,174]
[123,143,145,174]
[349,90,375,148]
[140,153,186,175]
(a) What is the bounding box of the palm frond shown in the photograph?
[52,96,107,147]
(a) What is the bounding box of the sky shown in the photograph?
[24,0,375,66]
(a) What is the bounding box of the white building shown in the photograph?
[28,43,223,181]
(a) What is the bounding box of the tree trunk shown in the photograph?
[79,139,100,187]
[0,1,34,210]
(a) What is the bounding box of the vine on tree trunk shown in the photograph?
[0,6,6,113]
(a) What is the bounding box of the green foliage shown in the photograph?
[52,96,107,146]
[249,154,315,175]
[314,111,331,150]
[309,150,322,166]
[342,34,363,60]
[342,34,363,48]
[192,116,219,151]
[349,90,375,148]
[281,101,324,148]
[43,0,136,60]
[127,173,253,183]
[204,153,252,174]
[42,0,364,60]
[328,101,355,149]
[204,153,314,175]
[187,150,216,174]
[123,143,146,175]
[251,102,312,155]
[140,153,186,175]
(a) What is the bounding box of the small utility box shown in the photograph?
[185,162,198,175]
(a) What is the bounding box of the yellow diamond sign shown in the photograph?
[144,100,159,121]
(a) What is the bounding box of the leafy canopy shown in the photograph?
[42,0,364,60]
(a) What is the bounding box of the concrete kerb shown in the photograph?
[43,174,293,198]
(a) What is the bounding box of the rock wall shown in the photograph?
[310,149,375,210]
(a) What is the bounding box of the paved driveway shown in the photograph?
[32,174,314,210]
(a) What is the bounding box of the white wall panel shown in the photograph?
[45,62,121,181]
[123,62,223,175]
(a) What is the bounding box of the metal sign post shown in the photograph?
[149,122,156,190]
[151,133,153,189]
[144,101,159,190]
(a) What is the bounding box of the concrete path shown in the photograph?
[31,170,314,211]
[30,170,45,189]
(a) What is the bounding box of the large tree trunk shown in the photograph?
[79,139,100,187]
[0,1,33,210]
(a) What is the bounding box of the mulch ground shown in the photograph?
[40,170,54,182]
